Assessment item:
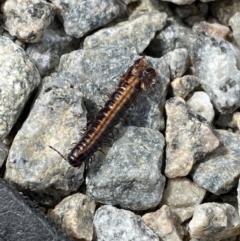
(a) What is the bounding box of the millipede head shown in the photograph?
[139,67,157,91]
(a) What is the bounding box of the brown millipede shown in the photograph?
[51,57,157,168]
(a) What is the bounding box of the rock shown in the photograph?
[142,205,184,241]
[192,35,240,114]
[148,20,196,57]
[26,23,79,76]
[4,76,85,206]
[0,142,8,168]
[165,97,219,178]
[187,91,215,123]
[210,0,240,25]
[229,13,240,47]
[161,0,195,5]
[193,21,230,39]
[0,36,40,140]
[189,203,240,241]
[49,193,96,241]
[83,11,167,54]
[171,75,200,99]
[1,0,54,42]
[191,129,240,195]
[94,205,159,241]
[51,0,119,38]
[0,178,72,241]
[54,45,171,130]
[160,177,206,223]
[86,126,165,210]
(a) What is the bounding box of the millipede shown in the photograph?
[51,56,157,168]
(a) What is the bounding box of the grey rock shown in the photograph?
[161,0,195,4]
[0,142,8,168]
[83,11,167,54]
[94,205,159,241]
[210,0,240,25]
[0,36,41,140]
[120,0,137,4]
[55,45,171,130]
[160,177,206,223]
[171,75,200,99]
[51,0,119,38]
[187,91,215,123]
[191,129,240,195]
[49,193,96,241]
[165,97,219,178]
[229,13,240,47]
[148,20,196,57]
[142,205,184,241]
[189,203,240,241]
[192,35,240,114]
[86,126,165,210]
[26,26,79,76]
[0,178,72,241]
[4,77,85,206]
[1,0,54,43]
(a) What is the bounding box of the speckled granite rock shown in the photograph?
[189,203,240,241]
[229,13,240,47]
[187,91,215,123]
[148,19,196,57]
[49,193,96,241]
[0,143,8,168]
[94,205,159,241]
[83,11,167,54]
[165,97,219,178]
[191,129,240,195]
[4,77,85,206]
[50,0,119,38]
[86,126,165,210]
[26,24,79,76]
[160,177,206,223]
[54,45,173,130]
[0,178,72,241]
[171,75,200,99]
[0,36,40,140]
[142,205,184,241]
[192,35,240,114]
[1,0,54,42]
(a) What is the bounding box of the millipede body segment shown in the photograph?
[67,57,157,168]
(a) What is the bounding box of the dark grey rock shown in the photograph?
[0,36,41,140]
[0,178,72,241]
[165,97,219,178]
[51,0,119,38]
[94,205,159,241]
[192,35,240,114]
[148,20,196,57]
[1,0,54,43]
[4,76,85,206]
[26,25,79,76]
[86,126,165,210]
[191,129,240,195]
[83,11,167,54]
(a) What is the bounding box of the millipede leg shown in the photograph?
[49,146,67,161]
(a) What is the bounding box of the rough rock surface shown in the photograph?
[160,177,206,223]
[0,178,72,241]
[165,97,219,178]
[49,193,96,241]
[4,77,85,206]
[50,0,119,38]
[0,143,8,168]
[191,129,240,195]
[142,205,183,240]
[86,126,165,210]
[83,11,167,54]
[1,0,54,42]
[0,36,40,140]
[94,205,159,241]
[189,203,240,241]
[229,12,240,47]
[192,35,240,114]
[187,91,215,123]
